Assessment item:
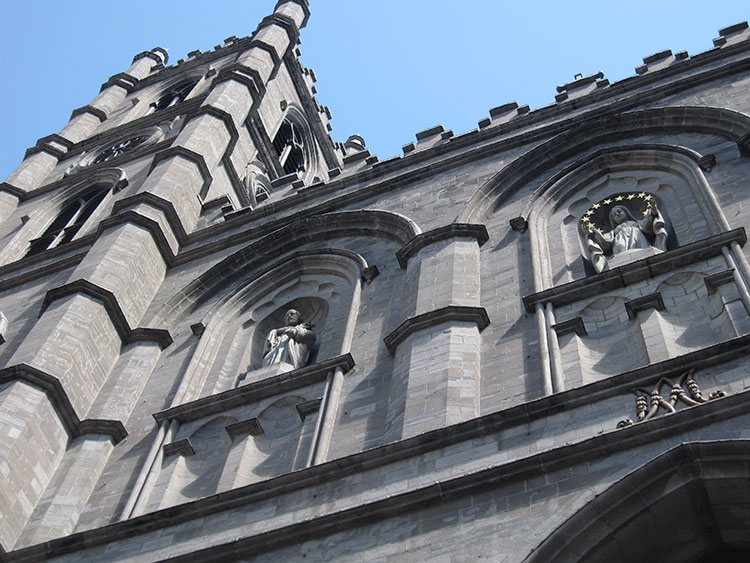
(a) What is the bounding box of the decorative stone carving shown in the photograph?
[263,309,316,370]
[616,369,725,428]
[581,192,668,273]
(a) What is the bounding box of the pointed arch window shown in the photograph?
[26,188,109,257]
[272,117,306,176]
[149,79,199,113]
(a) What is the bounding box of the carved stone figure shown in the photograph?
[262,309,316,369]
[585,200,667,273]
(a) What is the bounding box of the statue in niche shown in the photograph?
[581,192,668,273]
[263,309,316,370]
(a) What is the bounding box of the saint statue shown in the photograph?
[585,199,667,273]
[262,309,316,370]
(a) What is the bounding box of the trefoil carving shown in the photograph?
[616,369,726,428]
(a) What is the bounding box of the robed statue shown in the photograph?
[584,197,668,273]
[262,309,316,370]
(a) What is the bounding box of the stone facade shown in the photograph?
[1,3,750,561]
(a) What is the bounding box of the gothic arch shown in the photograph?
[524,144,729,289]
[0,167,127,265]
[153,209,420,327]
[172,248,368,399]
[458,105,750,224]
[526,440,750,562]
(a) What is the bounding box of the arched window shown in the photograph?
[272,117,306,176]
[149,79,199,113]
[26,188,109,257]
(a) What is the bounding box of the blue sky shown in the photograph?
[1,1,747,181]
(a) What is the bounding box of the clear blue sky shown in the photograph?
[1,1,747,181]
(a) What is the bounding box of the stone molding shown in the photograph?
[274,0,310,27]
[257,13,300,48]
[552,317,587,337]
[153,354,354,424]
[295,398,321,421]
[522,228,747,312]
[96,210,176,266]
[212,63,266,106]
[40,279,173,349]
[189,106,240,172]
[132,47,168,66]
[704,269,736,294]
[395,224,488,269]
[69,104,108,123]
[0,182,28,200]
[625,293,665,320]
[99,72,139,93]
[225,418,264,440]
[111,191,188,245]
[7,336,750,562]
[163,438,195,457]
[383,305,490,355]
[0,364,127,444]
[23,133,74,160]
[527,440,749,562]
[147,146,213,198]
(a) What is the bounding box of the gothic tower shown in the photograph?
[1,2,750,561]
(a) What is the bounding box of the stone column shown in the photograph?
[384,224,489,442]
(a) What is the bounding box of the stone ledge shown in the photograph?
[163,438,195,457]
[99,72,139,93]
[153,354,354,424]
[625,292,665,320]
[8,339,750,562]
[383,305,490,355]
[97,211,177,266]
[395,223,488,269]
[256,13,301,48]
[40,279,173,350]
[111,192,188,245]
[212,63,266,106]
[0,364,127,444]
[705,269,735,294]
[148,146,212,198]
[225,418,263,440]
[523,228,746,312]
[188,106,240,187]
[552,317,586,337]
[69,104,108,123]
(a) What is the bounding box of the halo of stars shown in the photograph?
[580,192,655,234]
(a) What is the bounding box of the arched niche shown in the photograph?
[526,145,729,289]
[459,105,750,224]
[182,249,367,399]
[526,441,750,562]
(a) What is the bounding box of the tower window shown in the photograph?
[272,118,306,176]
[26,188,109,257]
[149,79,199,113]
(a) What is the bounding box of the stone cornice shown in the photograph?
[111,192,187,245]
[5,336,750,562]
[522,228,747,312]
[395,224,488,269]
[40,279,172,349]
[97,210,177,266]
[153,354,354,424]
[211,63,266,106]
[384,306,490,355]
[69,104,108,123]
[99,72,139,93]
[148,145,212,198]
[0,364,127,444]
